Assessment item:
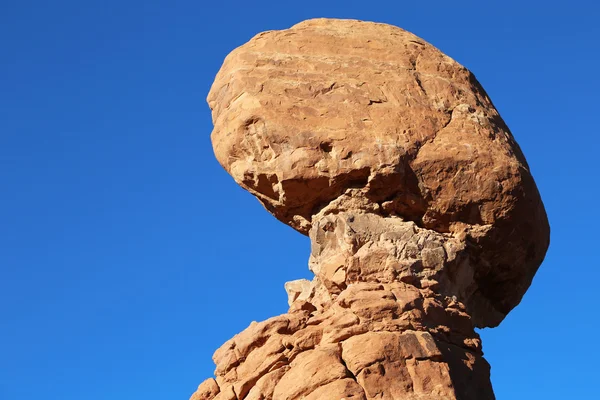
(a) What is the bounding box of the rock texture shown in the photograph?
[193,18,550,400]
[192,282,495,400]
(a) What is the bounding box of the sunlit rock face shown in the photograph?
[192,18,550,400]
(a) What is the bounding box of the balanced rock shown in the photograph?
[194,18,550,400]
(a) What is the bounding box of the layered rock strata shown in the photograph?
[193,18,549,400]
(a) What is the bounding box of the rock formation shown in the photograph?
[192,18,550,400]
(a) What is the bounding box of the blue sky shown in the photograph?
[1,1,598,399]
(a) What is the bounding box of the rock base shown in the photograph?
[191,282,494,400]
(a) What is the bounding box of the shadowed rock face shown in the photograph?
[193,18,550,400]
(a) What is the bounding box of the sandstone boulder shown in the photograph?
[208,18,549,327]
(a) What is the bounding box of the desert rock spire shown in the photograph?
[192,18,550,400]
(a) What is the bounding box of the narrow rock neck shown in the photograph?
[308,211,461,297]
[303,209,504,327]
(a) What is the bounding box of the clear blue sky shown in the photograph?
[1,1,598,399]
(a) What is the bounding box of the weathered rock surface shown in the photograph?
[193,18,550,400]
[193,282,494,400]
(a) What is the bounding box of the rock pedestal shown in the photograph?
[192,19,549,400]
